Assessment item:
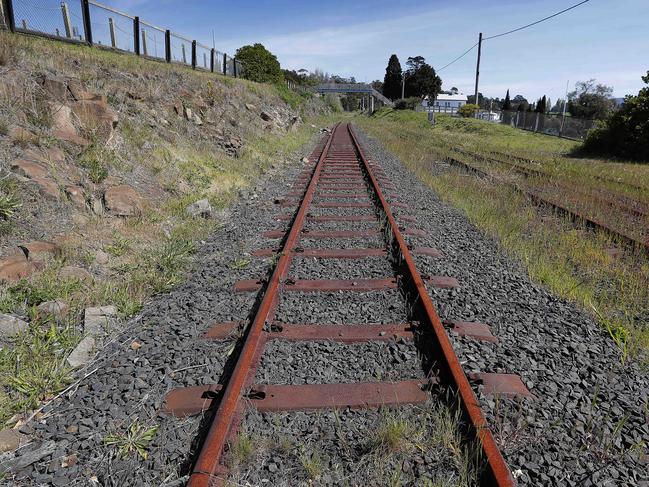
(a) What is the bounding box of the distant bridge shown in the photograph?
[315,83,394,110]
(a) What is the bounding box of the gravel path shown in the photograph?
[4,124,647,487]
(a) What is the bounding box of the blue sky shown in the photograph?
[105,0,648,101]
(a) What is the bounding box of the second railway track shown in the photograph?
[163,123,529,486]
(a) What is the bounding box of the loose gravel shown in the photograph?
[5,124,647,487]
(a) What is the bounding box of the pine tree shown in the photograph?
[536,95,547,113]
[383,55,403,101]
[502,89,512,110]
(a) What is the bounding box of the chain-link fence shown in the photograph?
[2,0,243,78]
[501,110,595,140]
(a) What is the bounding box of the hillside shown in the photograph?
[0,30,332,429]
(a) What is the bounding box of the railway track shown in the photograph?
[444,149,649,251]
[454,147,649,220]
[161,123,528,486]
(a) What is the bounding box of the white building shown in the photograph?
[422,93,468,113]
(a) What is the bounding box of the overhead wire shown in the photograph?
[434,0,591,71]
[483,0,590,40]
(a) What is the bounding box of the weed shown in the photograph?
[299,449,324,480]
[370,409,417,453]
[105,235,131,257]
[230,257,250,269]
[0,320,79,422]
[0,193,21,219]
[229,432,254,467]
[105,423,158,459]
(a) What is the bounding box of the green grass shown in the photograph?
[356,110,649,363]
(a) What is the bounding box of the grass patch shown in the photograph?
[0,318,79,422]
[356,110,649,363]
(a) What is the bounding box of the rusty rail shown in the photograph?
[167,123,520,486]
[348,124,515,486]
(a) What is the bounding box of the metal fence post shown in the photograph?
[133,16,140,55]
[233,57,237,78]
[108,18,116,47]
[61,2,72,38]
[210,48,215,72]
[181,43,186,63]
[141,29,148,56]
[191,40,196,69]
[164,29,171,62]
[222,53,227,75]
[2,0,15,32]
[80,0,92,44]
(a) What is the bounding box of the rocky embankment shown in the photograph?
[0,31,327,462]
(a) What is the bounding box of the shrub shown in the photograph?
[394,97,421,110]
[458,104,479,118]
[580,71,649,162]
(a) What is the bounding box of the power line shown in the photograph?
[483,0,590,40]
[434,0,590,72]
[437,42,478,72]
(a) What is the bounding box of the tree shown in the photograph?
[502,90,512,110]
[235,43,283,84]
[567,79,615,119]
[370,80,384,92]
[404,56,441,99]
[535,95,547,113]
[581,71,649,161]
[550,98,564,113]
[382,54,403,101]
[450,86,459,95]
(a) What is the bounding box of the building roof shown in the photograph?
[435,93,468,102]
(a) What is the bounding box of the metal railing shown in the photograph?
[1,0,243,78]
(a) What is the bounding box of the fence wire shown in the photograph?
[87,2,133,52]
[5,0,242,78]
[169,32,191,65]
[501,110,595,140]
[140,21,165,60]
[13,0,85,40]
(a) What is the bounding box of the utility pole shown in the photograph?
[473,32,482,118]
[560,79,569,137]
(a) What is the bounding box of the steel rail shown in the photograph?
[347,124,515,486]
[444,154,649,251]
[187,124,339,487]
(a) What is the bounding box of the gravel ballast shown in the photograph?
[4,124,647,487]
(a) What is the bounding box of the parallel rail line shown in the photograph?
[163,123,526,486]
[444,150,649,251]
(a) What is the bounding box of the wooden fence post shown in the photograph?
[61,2,72,38]
[233,57,237,77]
[141,29,147,56]
[222,53,227,75]
[81,0,92,44]
[108,18,116,47]
[181,43,186,64]
[133,16,140,55]
[191,40,196,69]
[210,48,215,72]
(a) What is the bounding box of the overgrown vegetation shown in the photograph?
[356,109,649,363]
[580,71,649,161]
